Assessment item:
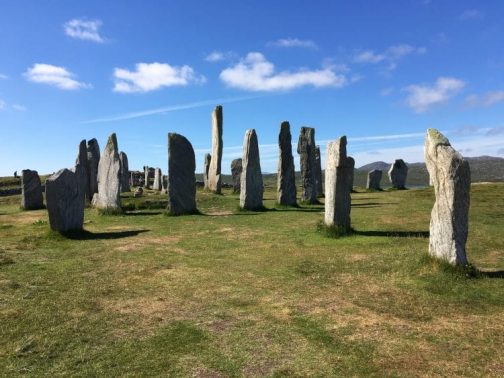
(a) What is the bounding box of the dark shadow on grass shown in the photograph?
[352,202,398,207]
[478,270,504,279]
[355,230,429,238]
[62,229,149,240]
[124,211,164,216]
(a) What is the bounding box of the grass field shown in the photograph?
[1,183,503,376]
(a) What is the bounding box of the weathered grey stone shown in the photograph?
[348,157,355,192]
[297,127,317,204]
[162,175,168,193]
[74,139,89,206]
[208,105,223,193]
[153,168,162,191]
[388,159,408,189]
[277,121,297,206]
[203,153,211,190]
[315,145,323,197]
[231,158,242,194]
[86,138,100,200]
[46,169,84,232]
[21,169,44,210]
[425,128,470,265]
[366,170,382,190]
[144,166,150,188]
[240,129,263,210]
[130,171,143,187]
[324,136,353,231]
[91,133,121,210]
[168,133,197,215]
[119,152,130,192]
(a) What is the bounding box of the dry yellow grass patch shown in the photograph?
[0,210,46,225]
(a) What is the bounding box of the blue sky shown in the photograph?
[0,0,503,176]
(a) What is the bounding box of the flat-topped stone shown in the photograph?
[277,121,297,206]
[208,105,223,193]
[297,127,317,204]
[21,169,44,210]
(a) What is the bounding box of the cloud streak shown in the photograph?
[465,91,504,108]
[267,38,318,49]
[24,63,91,90]
[64,18,105,43]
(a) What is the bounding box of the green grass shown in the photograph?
[0,183,503,376]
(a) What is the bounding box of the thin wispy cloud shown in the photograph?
[113,62,206,93]
[459,9,484,21]
[220,52,347,91]
[403,76,465,113]
[83,95,264,123]
[204,51,235,62]
[64,18,105,43]
[24,63,91,90]
[0,99,5,111]
[354,44,426,71]
[0,74,7,80]
[12,104,26,112]
[268,38,318,49]
[465,91,504,108]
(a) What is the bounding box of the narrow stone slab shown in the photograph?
[91,133,121,210]
[46,168,84,232]
[74,139,89,206]
[388,159,408,189]
[153,168,162,191]
[203,153,211,190]
[21,169,44,210]
[348,157,355,192]
[277,121,297,206]
[324,136,353,231]
[231,158,242,193]
[168,133,197,215]
[119,152,130,192]
[297,127,317,204]
[208,105,223,193]
[240,129,263,210]
[366,170,382,190]
[86,138,100,200]
[425,128,470,265]
[144,166,150,188]
[315,145,323,197]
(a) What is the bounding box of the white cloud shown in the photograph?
[465,91,504,108]
[12,104,26,112]
[354,50,385,64]
[219,52,347,92]
[24,64,91,90]
[204,51,235,62]
[459,9,484,21]
[0,74,7,80]
[354,44,426,70]
[64,18,105,43]
[113,62,206,93]
[268,38,318,49]
[403,77,465,113]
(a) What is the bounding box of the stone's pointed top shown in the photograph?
[76,139,87,166]
[427,128,450,146]
[87,138,99,147]
[105,133,118,154]
[280,120,290,128]
[215,105,223,111]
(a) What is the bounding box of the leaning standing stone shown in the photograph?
[231,158,242,193]
[92,133,122,211]
[21,169,44,210]
[324,136,353,231]
[119,152,130,192]
[277,121,297,206]
[388,159,408,189]
[153,168,162,191]
[46,169,84,232]
[203,153,211,190]
[297,127,317,204]
[168,133,197,215]
[240,129,263,210]
[366,170,382,190]
[208,105,223,193]
[315,145,323,197]
[86,138,100,200]
[425,128,470,265]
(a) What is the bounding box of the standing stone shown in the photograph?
[208,105,223,193]
[388,159,408,189]
[168,133,197,215]
[74,140,89,204]
[92,133,121,211]
[324,136,353,231]
[315,145,323,197]
[231,158,242,194]
[21,169,44,210]
[366,170,382,190]
[348,157,355,192]
[86,138,100,200]
[46,169,84,232]
[203,153,211,190]
[240,129,263,210]
[297,127,317,204]
[153,168,162,191]
[119,152,130,192]
[425,128,470,265]
[277,121,297,206]
[162,175,168,193]
[144,166,150,188]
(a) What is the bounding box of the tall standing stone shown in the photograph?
[21,169,44,210]
[240,129,263,210]
[86,138,100,200]
[46,169,84,232]
[297,127,317,204]
[144,166,150,188]
[388,159,408,189]
[208,105,223,193]
[366,170,382,190]
[168,133,197,215]
[74,140,89,203]
[315,145,323,197]
[231,158,242,194]
[324,136,353,231]
[92,133,121,211]
[348,157,355,192]
[153,168,162,191]
[203,153,211,190]
[119,152,130,192]
[425,128,470,265]
[277,121,297,206]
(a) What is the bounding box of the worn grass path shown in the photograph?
[0,183,503,376]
